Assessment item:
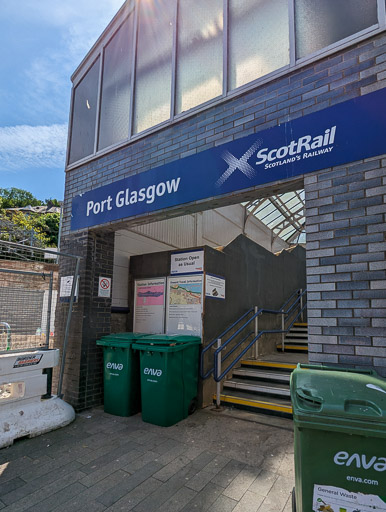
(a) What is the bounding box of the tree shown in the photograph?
[0,188,43,209]
[44,198,62,208]
[33,212,60,246]
[0,188,61,247]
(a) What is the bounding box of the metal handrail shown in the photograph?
[202,288,307,409]
[201,288,307,381]
[200,307,254,378]
[214,293,307,382]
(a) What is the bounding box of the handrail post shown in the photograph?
[281,311,285,352]
[216,338,221,409]
[253,306,258,359]
[300,288,304,322]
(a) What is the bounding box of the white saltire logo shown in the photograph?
[215,139,263,187]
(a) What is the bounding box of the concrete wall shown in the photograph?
[128,235,306,404]
[112,204,288,309]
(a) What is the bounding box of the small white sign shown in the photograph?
[98,276,111,298]
[59,276,79,303]
[171,250,204,275]
[60,276,79,298]
[205,274,225,300]
[313,484,386,512]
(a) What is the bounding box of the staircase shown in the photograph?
[214,322,308,418]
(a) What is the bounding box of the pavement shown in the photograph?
[0,406,295,512]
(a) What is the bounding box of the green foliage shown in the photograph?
[0,188,43,209]
[0,188,61,247]
[33,212,60,246]
[44,198,61,208]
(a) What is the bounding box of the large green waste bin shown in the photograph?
[132,334,201,427]
[291,364,386,512]
[97,333,148,417]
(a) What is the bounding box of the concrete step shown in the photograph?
[232,367,291,384]
[286,332,308,339]
[223,378,290,398]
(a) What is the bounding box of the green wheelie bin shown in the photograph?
[97,333,149,417]
[290,364,386,512]
[132,334,201,427]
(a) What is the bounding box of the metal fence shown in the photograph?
[0,240,81,397]
[0,268,56,352]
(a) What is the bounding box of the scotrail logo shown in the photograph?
[256,126,336,170]
[215,139,263,187]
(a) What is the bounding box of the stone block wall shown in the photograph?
[305,156,386,376]
[54,230,114,410]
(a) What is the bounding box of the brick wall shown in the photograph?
[55,230,114,410]
[305,156,386,376]
[63,33,386,237]
[60,31,386,408]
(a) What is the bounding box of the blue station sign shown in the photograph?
[71,88,386,231]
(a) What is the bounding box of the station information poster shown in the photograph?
[133,278,166,334]
[166,275,203,337]
[205,273,225,300]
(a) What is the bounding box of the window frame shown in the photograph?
[67,0,386,170]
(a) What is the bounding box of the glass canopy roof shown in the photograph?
[244,189,305,245]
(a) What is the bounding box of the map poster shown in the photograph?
[166,275,203,337]
[133,278,166,334]
[205,274,225,300]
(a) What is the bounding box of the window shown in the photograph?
[69,57,100,165]
[133,0,174,134]
[176,0,223,114]
[98,16,134,151]
[229,0,290,90]
[295,0,378,59]
[68,0,384,166]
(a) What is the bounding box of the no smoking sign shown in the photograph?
[98,276,111,298]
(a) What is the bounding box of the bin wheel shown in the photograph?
[292,487,296,512]
[188,397,197,415]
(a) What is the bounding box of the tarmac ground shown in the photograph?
[0,406,295,512]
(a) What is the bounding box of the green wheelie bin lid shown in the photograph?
[139,334,201,345]
[97,332,150,347]
[291,364,386,437]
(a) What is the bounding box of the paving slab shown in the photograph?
[0,406,294,512]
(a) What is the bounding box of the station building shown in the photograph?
[58,0,386,411]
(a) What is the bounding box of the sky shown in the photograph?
[0,0,125,202]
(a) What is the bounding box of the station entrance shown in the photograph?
[108,187,307,416]
[57,175,309,416]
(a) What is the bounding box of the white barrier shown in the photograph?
[0,349,75,449]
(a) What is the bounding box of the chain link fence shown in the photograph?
[0,240,81,397]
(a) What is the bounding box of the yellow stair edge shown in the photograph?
[293,322,308,327]
[276,344,308,351]
[241,360,297,370]
[214,393,293,414]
